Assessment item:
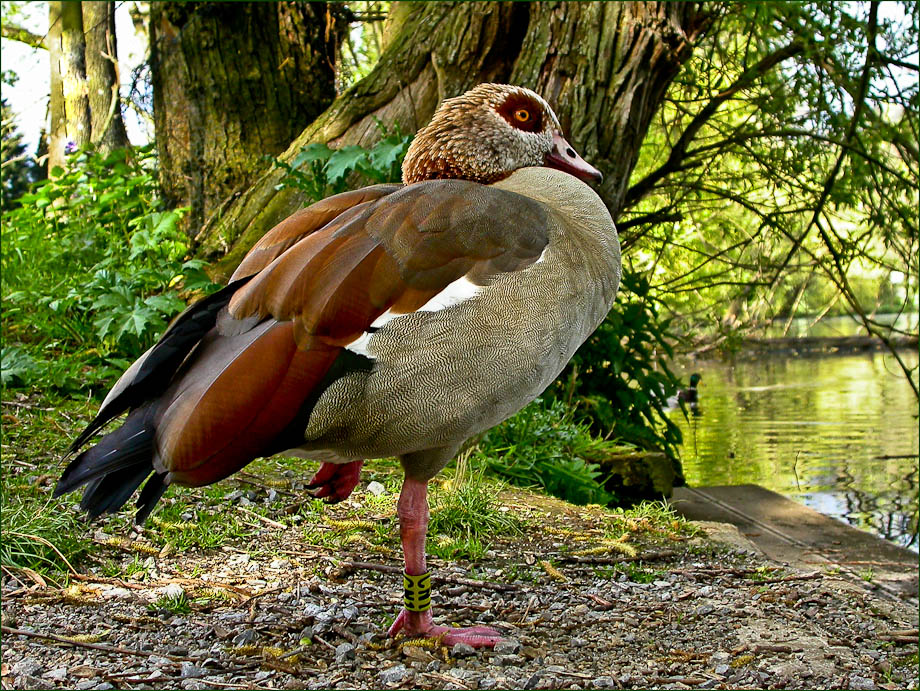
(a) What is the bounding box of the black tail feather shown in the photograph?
[80,463,154,519]
[54,407,166,522]
[55,408,155,496]
[135,473,169,525]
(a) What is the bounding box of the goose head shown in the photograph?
[402,83,603,186]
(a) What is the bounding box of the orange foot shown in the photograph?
[306,460,364,503]
[388,608,504,648]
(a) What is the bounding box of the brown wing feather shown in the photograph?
[154,180,549,485]
[155,320,339,486]
[231,184,402,280]
[230,180,550,332]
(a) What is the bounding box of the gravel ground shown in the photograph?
[2,487,918,690]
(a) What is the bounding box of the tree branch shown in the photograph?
[768,2,879,291]
[617,210,684,233]
[624,39,806,208]
[1,22,46,50]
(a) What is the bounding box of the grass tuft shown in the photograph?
[1,485,89,583]
[428,453,522,560]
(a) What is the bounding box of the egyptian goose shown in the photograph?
[55,83,621,647]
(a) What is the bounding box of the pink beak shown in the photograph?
[544,132,603,183]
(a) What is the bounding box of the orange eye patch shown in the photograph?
[498,93,544,133]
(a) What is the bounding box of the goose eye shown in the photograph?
[514,109,531,123]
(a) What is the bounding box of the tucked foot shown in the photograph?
[306,460,364,503]
[387,608,504,648]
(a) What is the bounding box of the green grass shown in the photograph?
[471,398,643,507]
[427,454,523,560]
[0,488,90,585]
[2,388,689,585]
[1,394,96,583]
[148,590,192,615]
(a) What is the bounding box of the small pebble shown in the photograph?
[452,642,477,658]
[494,639,522,655]
[335,642,356,662]
[232,629,259,646]
[12,658,42,677]
[180,662,205,678]
[379,664,409,685]
[44,668,67,681]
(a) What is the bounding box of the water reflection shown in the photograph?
[672,350,919,551]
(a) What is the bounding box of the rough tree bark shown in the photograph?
[196,1,710,281]
[45,1,129,172]
[82,1,129,155]
[149,2,338,239]
[48,1,91,172]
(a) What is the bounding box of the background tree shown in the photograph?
[46,1,129,172]
[1,92,37,207]
[3,2,130,172]
[83,2,129,155]
[617,1,918,393]
[148,2,339,237]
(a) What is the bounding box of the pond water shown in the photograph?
[671,348,919,551]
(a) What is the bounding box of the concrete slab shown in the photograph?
[670,484,918,601]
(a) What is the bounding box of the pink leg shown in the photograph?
[306,460,364,503]
[386,477,504,648]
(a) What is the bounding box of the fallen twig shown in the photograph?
[747,572,823,585]
[69,573,150,590]
[235,472,298,497]
[238,586,285,608]
[1,400,53,410]
[1,625,188,662]
[421,671,472,689]
[312,633,336,651]
[648,676,708,686]
[557,549,678,565]
[236,506,287,530]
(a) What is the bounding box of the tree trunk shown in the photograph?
[82,1,129,155]
[48,2,65,173]
[48,1,93,173]
[149,2,338,239]
[48,1,129,173]
[197,1,710,282]
[509,3,709,218]
[198,1,530,277]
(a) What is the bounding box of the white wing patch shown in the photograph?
[345,330,375,357]
[416,275,483,313]
[345,276,484,358]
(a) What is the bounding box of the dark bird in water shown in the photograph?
[54,83,621,647]
[666,372,702,411]
[678,372,702,405]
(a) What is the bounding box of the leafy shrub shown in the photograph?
[1,145,220,392]
[472,398,634,506]
[547,269,685,458]
[273,121,412,201]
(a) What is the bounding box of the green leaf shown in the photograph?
[291,142,333,170]
[368,136,411,177]
[324,146,368,185]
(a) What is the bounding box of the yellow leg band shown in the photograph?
[403,571,432,612]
